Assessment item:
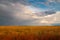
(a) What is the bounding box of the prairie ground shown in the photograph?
[0,26,60,40]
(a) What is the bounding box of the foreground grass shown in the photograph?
[0,26,60,40]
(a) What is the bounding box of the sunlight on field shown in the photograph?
[0,26,60,40]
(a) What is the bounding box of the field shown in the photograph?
[0,26,60,40]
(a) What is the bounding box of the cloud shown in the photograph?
[38,11,60,25]
[0,0,60,26]
[48,0,55,2]
[47,0,60,2]
[53,11,60,23]
[0,1,40,25]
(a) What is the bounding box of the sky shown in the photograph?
[0,0,60,26]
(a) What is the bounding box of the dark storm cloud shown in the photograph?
[0,0,18,25]
[0,0,36,25]
[0,4,15,25]
[0,0,30,5]
[34,10,56,17]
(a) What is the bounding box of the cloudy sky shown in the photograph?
[0,0,60,26]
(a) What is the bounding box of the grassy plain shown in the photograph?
[0,26,60,40]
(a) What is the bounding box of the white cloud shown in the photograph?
[48,0,56,2]
[12,3,57,25]
[54,11,60,23]
[38,11,60,25]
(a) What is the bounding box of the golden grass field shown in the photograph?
[0,26,60,40]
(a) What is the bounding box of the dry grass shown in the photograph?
[0,26,60,40]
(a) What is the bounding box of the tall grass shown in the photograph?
[0,26,60,40]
